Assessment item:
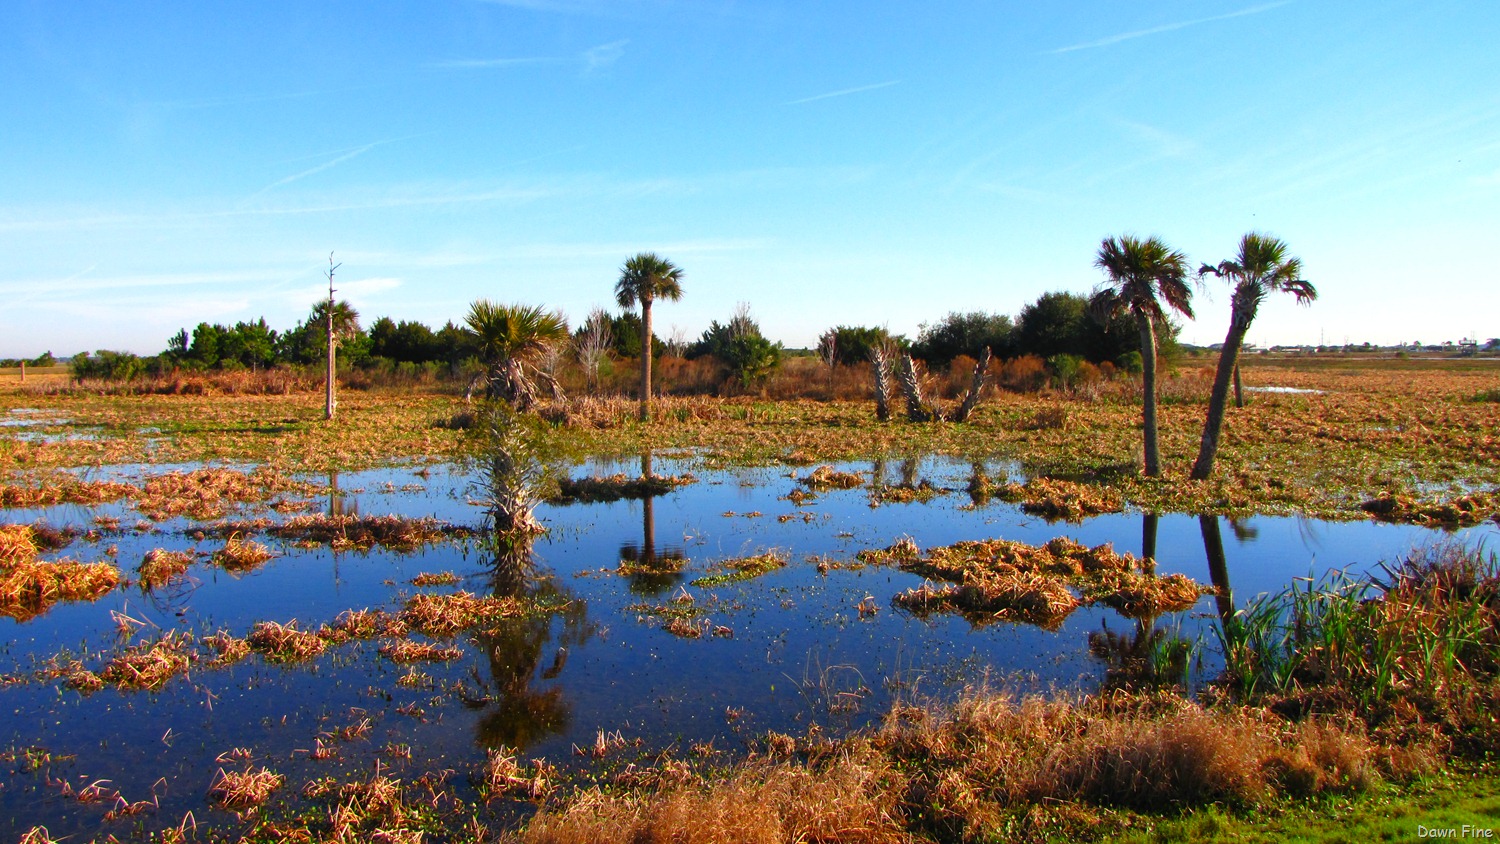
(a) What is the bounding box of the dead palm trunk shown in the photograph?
[898,354,936,422]
[1191,317,1251,480]
[870,346,892,421]
[1138,316,1163,476]
[951,347,992,423]
[639,299,654,422]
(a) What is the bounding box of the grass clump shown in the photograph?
[1217,542,1500,754]
[319,608,400,644]
[798,465,865,490]
[0,524,120,621]
[137,548,194,591]
[96,630,196,691]
[998,477,1126,521]
[208,766,284,809]
[267,513,460,551]
[378,639,463,663]
[1359,490,1500,527]
[399,591,538,637]
[246,620,327,663]
[211,535,275,573]
[889,537,1206,627]
[691,551,788,587]
[202,630,251,666]
[411,571,460,587]
[552,473,696,504]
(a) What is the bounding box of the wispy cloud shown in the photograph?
[785,80,900,106]
[430,39,628,75]
[1047,1,1291,54]
[582,39,629,73]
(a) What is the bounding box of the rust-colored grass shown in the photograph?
[97,630,195,691]
[267,513,458,551]
[378,639,463,663]
[399,591,532,637]
[0,525,120,621]
[246,620,326,663]
[208,766,284,809]
[211,536,274,573]
[137,548,194,591]
[888,537,1205,627]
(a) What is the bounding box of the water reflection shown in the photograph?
[327,470,358,517]
[1088,513,1188,690]
[618,451,686,595]
[1201,514,1236,628]
[472,535,594,751]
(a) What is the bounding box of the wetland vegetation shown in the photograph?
[2,351,1499,843]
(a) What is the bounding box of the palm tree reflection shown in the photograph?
[471,534,594,752]
[618,451,686,595]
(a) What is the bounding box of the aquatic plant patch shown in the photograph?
[552,472,697,504]
[690,551,788,587]
[883,537,1207,626]
[0,525,120,621]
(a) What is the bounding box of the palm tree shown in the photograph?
[614,253,684,422]
[1089,235,1193,477]
[464,300,569,411]
[1191,233,1315,480]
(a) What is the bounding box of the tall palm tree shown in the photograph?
[614,253,684,422]
[464,300,569,411]
[1089,235,1193,477]
[1191,233,1315,480]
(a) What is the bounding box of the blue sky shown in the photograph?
[2,0,1497,357]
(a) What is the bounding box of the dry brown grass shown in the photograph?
[1000,478,1126,521]
[553,473,697,504]
[0,525,121,621]
[211,536,274,573]
[266,513,458,551]
[202,630,251,666]
[137,548,195,591]
[208,766,284,809]
[515,748,906,843]
[799,465,865,490]
[410,571,460,587]
[887,537,1205,627]
[378,639,463,663]
[246,620,327,663]
[482,747,558,802]
[135,467,316,521]
[96,630,195,691]
[399,591,531,637]
[320,608,400,643]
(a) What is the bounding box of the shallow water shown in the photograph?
[2,455,1495,838]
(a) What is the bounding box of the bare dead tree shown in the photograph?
[575,307,613,394]
[324,252,342,421]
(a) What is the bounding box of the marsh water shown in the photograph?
[2,454,1496,838]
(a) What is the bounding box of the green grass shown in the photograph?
[1113,766,1500,843]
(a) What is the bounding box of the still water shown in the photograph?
[2,455,1493,838]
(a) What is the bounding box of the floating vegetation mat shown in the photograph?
[798,465,864,491]
[0,467,318,521]
[692,551,788,587]
[872,537,1208,627]
[552,472,697,504]
[136,548,194,591]
[0,524,120,621]
[998,478,1126,521]
[1360,490,1500,527]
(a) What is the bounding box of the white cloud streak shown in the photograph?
[785,80,900,106]
[1047,1,1292,54]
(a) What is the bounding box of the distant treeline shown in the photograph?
[62,289,1175,385]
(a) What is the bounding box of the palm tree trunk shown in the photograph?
[1232,363,1244,408]
[1138,316,1162,476]
[1142,512,1158,563]
[1191,320,1250,480]
[639,301,653,422]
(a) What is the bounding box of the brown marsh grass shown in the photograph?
[553,472,697,504]
[0,524,120,621]
[137,548,195,591]
[207,766,284,809]
[95,630,195,691]
[211,536,274,573]
[399,591,533,637]
[883,537,1205,627]
[266,513,459,551]
[246,620,326,663]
